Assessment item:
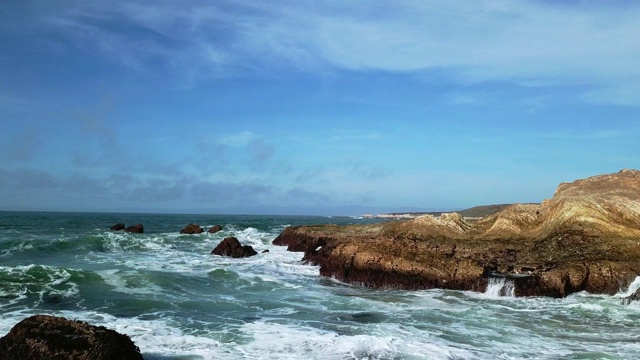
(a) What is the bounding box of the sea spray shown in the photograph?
[619,275,640,297]
[484,277,515,297]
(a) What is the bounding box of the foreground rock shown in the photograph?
[273,170,640,297]
[211,237,258,258]
[180,223,204,234]
[0,315,143,360]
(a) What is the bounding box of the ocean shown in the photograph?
[1,211,639,359]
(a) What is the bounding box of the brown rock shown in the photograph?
[0,314,143,360]
[180,223,204,234]
[124,224,144,233]
[276,170,640,297]
[211,237,257,258]
[208,225,223,234]
[109,223,125,231]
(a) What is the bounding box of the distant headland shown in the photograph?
[362,203,522,220]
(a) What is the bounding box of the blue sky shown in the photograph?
[1,0,639,215]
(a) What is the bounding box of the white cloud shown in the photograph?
[14,0,640,103]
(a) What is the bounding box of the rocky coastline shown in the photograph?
[273,169,640,297]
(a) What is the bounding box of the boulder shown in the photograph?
[208,225,223,234]
[124,224,144,233]
[0,314,143,360]
[211,237,257,258]
[109,223,125,231]
[276,170,640,297]
[180,223,204,234]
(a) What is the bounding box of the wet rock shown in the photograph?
[109,223,125,231]
[272,226,331,252]
[211,237,257,258]
[208,225,223,234]
[124,224,144,233]
[276,170,640,297]
[0,314,143,360]
[180,223,204,234]
[622,288,640,305]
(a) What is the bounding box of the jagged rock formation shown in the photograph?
[0,315,143,360]
[211,237,258,258]
[273,170,640,297]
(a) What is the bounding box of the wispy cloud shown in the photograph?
[14,0,640,104]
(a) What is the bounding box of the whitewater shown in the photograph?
[1,211,639,359]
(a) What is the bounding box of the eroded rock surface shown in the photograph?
[0,315,143,360]
[274,170,640,297]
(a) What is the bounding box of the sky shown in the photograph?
[1,0,639,215]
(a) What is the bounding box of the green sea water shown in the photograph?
[1,211,639,359]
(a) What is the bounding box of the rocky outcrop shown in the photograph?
[0,315,143,360]
[109,223,125,231]
[275,170,640,297]
[211,237,257,258]
[180,223,204,234]
[208,225,223,234]
[124,224,144,233]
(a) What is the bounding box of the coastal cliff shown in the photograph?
[273,170,640,297]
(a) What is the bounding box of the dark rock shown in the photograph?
[262,249,269,253]
[272,226,330,252]
[211,237,257,258]
[109,223,125,231]
[124,224,144,233]
[208,225,223,233]
[180,223,204,234]
[0,314,143,360]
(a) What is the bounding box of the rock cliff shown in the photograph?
[273,170,640,297]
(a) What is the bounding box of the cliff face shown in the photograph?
[273,170,640,297]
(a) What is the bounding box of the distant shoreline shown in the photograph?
[362,203,533,220]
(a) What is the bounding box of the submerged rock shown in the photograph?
[275,170,640,297]
[0,314,143,360]
[124,224,144,233]
[180,223,204,234]
[211,237,257,258]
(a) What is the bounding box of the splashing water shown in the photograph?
[485,277,515,297]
